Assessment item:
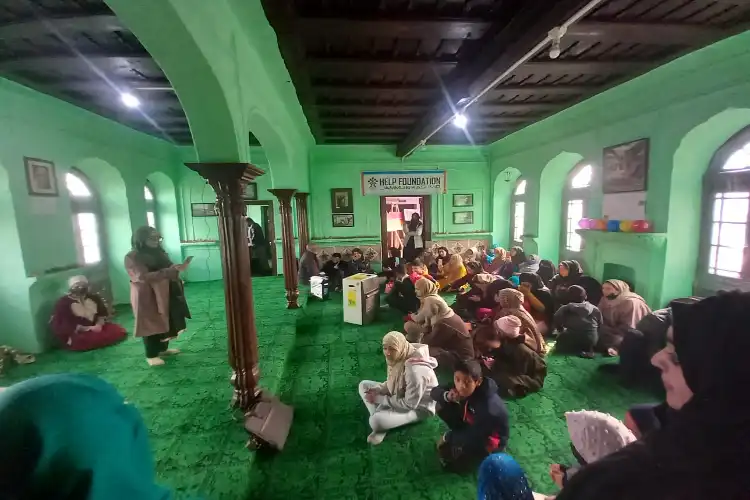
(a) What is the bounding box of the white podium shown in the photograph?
[343,273,380,325]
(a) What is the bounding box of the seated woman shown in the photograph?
[407,257,435,284]
[419,295,474,370]
[385,264,420,314]
[404,278,458,343]
[597,280,651,355]
[321,252,349,291]
[494,288,546,354]
[451,267,496,319]
[473,276,515,322]
[0,374,174,498]
[518,272,554,335]
[429,246,450,278]
[518,254,540,274]
[485,316,547,398]
[556,292,750,499]
[483,247,507,274]
[548,260,603,310]
[50,276,127,351]
[553,285,603,358]
[509,246,526,273]
[431,359,509,472]
[378,247,400,279]
[358,331,438,445]
[347,248,372,275]
[437,254,467,291]
[537,259,556,286]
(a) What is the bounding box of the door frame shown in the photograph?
[380,195,432,260]
[245,200,278,276]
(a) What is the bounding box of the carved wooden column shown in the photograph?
[185,162,264,410]
[294,192,310,256]
[269,189,299,308]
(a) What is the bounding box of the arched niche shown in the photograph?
[661,108,750,303]
[492,168,521,248]
[76,158,132,305]
[146,171,181,264]
[537,151,585,264]
[0,161,37,351]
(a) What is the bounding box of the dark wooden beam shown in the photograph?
[295,17,491,40]
[37,78,173,93]
[306,57,458,75]
[323,126,411,134]
[318,104,427,114]
[0,54,154,73]
[478,102,562,114]
[313,83,596,99]
[396,0,598,156]
[567,21,725,45]
[0,14,123,42]
[320,117,416,125]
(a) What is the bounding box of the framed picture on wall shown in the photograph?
[245,182,258,200]
[452,194,473,207]
[603,138,650,193]
[24,157,58,197]
[453,211,474,225]
[331,188,353,214]
[332,214,354,227]
[191,202,217,217]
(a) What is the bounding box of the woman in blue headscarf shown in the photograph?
[478,453,547,500]
[0,373,175,500]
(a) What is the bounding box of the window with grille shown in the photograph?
[145,183,156,229]
[511,179,526,243]
[562,163,593,253]
[704,134,750,280]
[565,199,584,252]
[65,171,102,265]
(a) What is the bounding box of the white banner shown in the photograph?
[361,170,446,196]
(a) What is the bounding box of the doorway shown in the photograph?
[245,200,278,276]
[380,195,432,261]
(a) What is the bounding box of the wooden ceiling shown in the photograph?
[262,0,750,155]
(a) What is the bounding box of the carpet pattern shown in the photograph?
[4,277,654,499]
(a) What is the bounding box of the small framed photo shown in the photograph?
[245,182,258,200]
[24,157,58,197]
[453,211,474,225]
[603,138,649,193]
[331,188,353,214]
[332,213,354,227]
[191,202,217,217]
[452,193,473,207]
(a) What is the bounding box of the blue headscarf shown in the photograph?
[0,374,172,500]
[478,454,535,500]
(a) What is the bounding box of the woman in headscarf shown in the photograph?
[452,270,498,319]
[0,373,174,499]
[438,253,467,290]
[537,259,556,286]
[509,246,526,270]
[50,275,127,351]
[548,260,583,309]
[125,226,192,367]
[485,316,547,398]
[494,288,546,354]
[404,278,459,343]
[429,246,451,278]
[483,248,507,274]
[556,292,750,500]
[474,277,515,322]
[518,254,540,274]
[402,213,424,262]
[597,280,651,356]
[518,272,554,334]
[477,453,549,500]
[358,331,438,445]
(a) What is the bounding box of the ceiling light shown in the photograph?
[452,113,468,129]
[548,26,567,60]
[120,92,140,108]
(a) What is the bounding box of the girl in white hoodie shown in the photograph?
[358,331,439,445]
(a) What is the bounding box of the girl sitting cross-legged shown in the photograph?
[431,359,510,472]
[358,332,438,446]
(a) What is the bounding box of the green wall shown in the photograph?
[0,77,184,352]
[308,145,491,249]
[488,30,750,306]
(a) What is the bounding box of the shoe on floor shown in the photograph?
[147,357,165,366]
[160,348,181,356]
[367,431,386,445]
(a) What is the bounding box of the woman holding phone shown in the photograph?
[125,226,192,366]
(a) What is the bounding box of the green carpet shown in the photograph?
[4,277,654,499]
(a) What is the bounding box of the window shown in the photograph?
[145,183,156,229]
[703,132,750,280]
[511,179,527,243]
[65,170,102,265]
[563,163,594,253]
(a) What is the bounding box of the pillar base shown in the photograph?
[286,289,300,309]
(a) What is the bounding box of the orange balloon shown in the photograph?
[594,219,607,230]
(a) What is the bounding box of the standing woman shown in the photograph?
[125,226,192,366]
[402,213,424,262]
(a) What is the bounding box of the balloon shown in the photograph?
[593,219,607,231]
[632,220,652,232]
[578,218,591,229]
[607,219,621,232]
[619,220,634,232]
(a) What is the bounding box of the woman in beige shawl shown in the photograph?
[124,226,192,366]
[597,279,652,356]
[405,278,462,341]
[494,288,546,354]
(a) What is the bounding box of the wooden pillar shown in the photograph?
[185,162,265,410]
[294,192,310,256]
[269,189,299,309]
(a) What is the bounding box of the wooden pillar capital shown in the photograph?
[184,162,265,410]
[269,188,300,308]
[293,192,309,202]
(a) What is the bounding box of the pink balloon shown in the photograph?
[578,218,590,229]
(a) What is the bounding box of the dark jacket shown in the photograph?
[431,378,510,452]
[298,250,320,285]
[487,339,547,398]
[386,276,420,314]
[347,258,371,275]
[554,301,602,343]
[321,259,349,278]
